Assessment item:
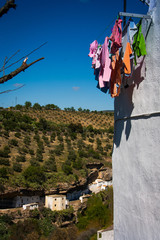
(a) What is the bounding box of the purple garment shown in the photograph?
[99,37,111,88]
[88,40,98,58]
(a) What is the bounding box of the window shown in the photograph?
[99,233,102,238]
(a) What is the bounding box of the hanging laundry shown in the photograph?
[88,40,98,58]
[129,20,138,44]
[88,40,98,68]
[132,19,147,65]
[99,37,111,88]
[123,42,133,75]
[110,49,123,98]
[95,45,102,69]
[110,18,123,54]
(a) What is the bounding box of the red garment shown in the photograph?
[110,50,123,98]
[110,19,123,54]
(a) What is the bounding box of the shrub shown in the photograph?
[23,166,46,185]
[107,126,114,134]
[0,167,8,179]
[13,163,22,172]
[0,146,10,158]
[36,149,43,162]
[29,149,34,155]
[0,158,10,166]
[73,158,83,170]
[62,163,73,175]
[68,150,76,162]
[54,144,64,156]
[9,219,41,240]
[30,158,40,167]
[50,132,56,142]
[23,136,31,145]
[16,155,26,162]
[24,101,32,109]
[43,154,57,172]
[15,132,21,138]
[9,139,18,147]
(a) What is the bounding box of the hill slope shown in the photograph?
[0,108,114,192]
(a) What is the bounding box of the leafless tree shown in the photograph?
[0,0,45,85]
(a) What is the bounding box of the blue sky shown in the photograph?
[0,0,148,111]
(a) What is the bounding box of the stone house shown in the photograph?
[45,195,68,211]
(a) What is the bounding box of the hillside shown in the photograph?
[0,107,114,192]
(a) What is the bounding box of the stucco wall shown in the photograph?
[113,1,160,239]
[97,230,114,240]
[45,195,66,211]
[14,196,44,208]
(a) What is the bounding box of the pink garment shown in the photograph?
[110,19,122,47]
[95,46,102,69]
[88,40,98,58]
[110,19,122,54]
[99,37,111,88]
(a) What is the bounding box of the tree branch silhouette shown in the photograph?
[0,57,44,84]
[0,0,16,17]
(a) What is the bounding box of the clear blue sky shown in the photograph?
[0,0,148,111]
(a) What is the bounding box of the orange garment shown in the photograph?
[110,50,123,98]
[123,42,133,75]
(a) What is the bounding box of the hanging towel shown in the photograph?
[132,20,147,65]
[123,42,133,75]
[110,49,123,98]
[99,37,111,85]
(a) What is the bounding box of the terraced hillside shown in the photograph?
[0,107,114,191]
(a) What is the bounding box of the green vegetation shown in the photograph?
[77,187,113,230]
[0,188,113,240]
[0,106,113,191]
[0,207,76,240]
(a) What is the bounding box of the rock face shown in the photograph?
[0,166,112,207]
[98,167,112,181]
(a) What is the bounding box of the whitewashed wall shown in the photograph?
[113,1,160,239]
[14,195,44,208]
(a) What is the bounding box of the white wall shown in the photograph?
[14,196,44,208]
[45,195,66,211]
[97,230,114,240]
[113,1,160,239]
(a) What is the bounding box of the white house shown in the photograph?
[45,195,68,211]
[23,202,39,210]
[13,195,44,208]
[89,179,113,193]
[97,229,114,240]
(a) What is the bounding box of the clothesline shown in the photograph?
[96,18,115,42]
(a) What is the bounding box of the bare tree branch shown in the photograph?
[3,57,7,76]
[0,42,47,72]
[0,0,16,17]
[0,84,25,94]
[0,57,44,84]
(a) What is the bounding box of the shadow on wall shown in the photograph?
[114,56,146,148]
